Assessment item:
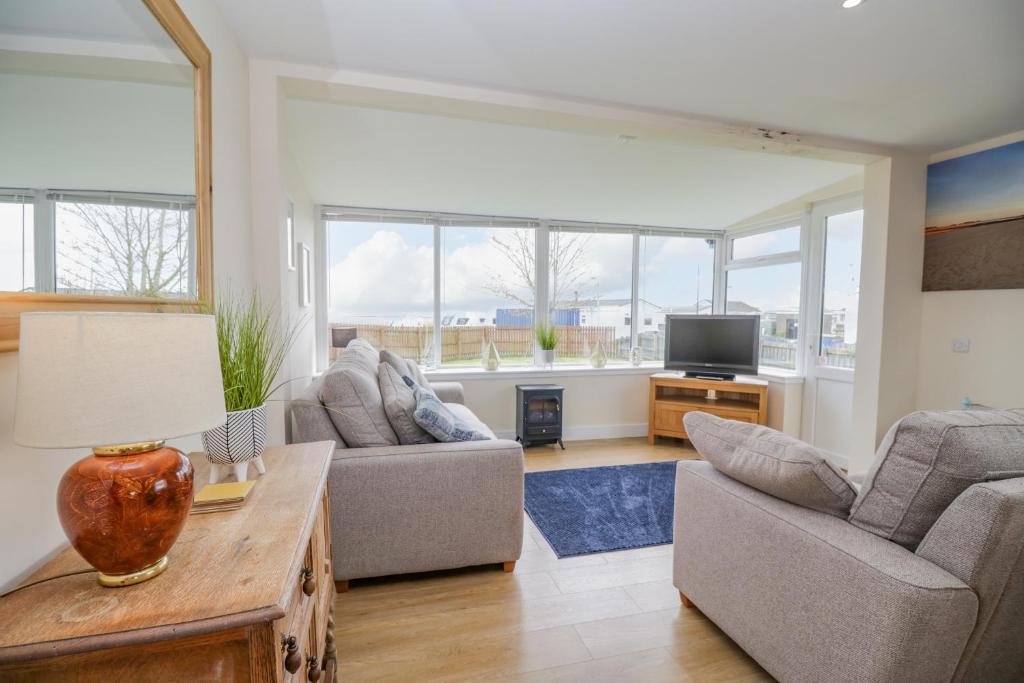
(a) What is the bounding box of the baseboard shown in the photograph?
[494,423,648,442]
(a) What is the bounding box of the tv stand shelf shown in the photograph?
[648,373,767,444]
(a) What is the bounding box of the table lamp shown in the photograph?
[14,312,226,587]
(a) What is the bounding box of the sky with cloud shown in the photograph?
[326,216,860,345]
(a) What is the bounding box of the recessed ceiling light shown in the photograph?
[841,0,864,8]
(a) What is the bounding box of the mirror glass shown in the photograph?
[0,1,197,299]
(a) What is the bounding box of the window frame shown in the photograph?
[0,0,213,353]
[723,213,810,372]
[804,193,864,380]
[3,188,198,299]
[318,206,720,372]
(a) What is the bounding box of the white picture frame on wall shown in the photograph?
[286,200,296,271]
[299,242,312,308]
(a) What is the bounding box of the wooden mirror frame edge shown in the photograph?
[0,0,213,353]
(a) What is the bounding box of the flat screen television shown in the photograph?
[663,314,760,380]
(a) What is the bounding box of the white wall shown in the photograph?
[281,150,319,440]
[917,290,1024,411]
[0,0,253,591]
[849,153,928,474]
[915,129,1024,412]
[284,98,860,229]
[0,72,193,193]
[437,370,801,440]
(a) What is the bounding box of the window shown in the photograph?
[548,229,633,364]
[54,195,195,298]
[1,190,195,298]
[638,233,716,361]
[731,225,800,260]
[325,219,434,363]
[321,207,721,371]
[0,194,35,293]
[819,210,863,368]
[726,222,803,370]
[440,225,536,367]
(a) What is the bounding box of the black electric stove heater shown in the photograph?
[515,384,564,449]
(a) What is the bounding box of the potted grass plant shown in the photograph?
[535,323,559,368]
[201,292,301,484]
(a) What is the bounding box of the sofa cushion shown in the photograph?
[343,338,382,376]
[446,402,497,440]
[380,349,431,390]
[849,409,1024,548]
[377,362,435,445]
[291,379,346,449]
[404,377,490,442]
[320,346,399,448]
[683,411,857,518]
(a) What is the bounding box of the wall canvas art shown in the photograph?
[923,139,1024,291]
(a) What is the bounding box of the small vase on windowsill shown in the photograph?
[541,349,555,368]
[483,340,501,371]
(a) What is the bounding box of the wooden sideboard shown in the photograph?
[0,442,337,682]
[648,373,768,443]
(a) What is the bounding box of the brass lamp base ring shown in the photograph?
[97,556,169,587]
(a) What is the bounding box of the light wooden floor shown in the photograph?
[332,437,772,682]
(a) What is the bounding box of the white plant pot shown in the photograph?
[541,349,555,367]
[202,404,269,484]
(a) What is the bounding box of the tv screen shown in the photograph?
[664,315,760,378]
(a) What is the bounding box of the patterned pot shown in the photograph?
[202,404,268,484]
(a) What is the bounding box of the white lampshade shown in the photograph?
[15,312,227,449]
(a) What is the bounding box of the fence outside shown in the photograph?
[762,340,856,369]
[330,323,626,364]
[332,324,854,369]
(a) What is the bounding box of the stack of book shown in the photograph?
[191,480,257,514]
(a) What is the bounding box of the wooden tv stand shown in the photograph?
[648,373,767,444]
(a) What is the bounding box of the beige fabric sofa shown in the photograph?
[291,343,524,587]
[674,452,1024,682]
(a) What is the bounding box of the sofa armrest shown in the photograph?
[674,460,977,683]
[328,439,524,580]
[915,478,1024,682]
[431,381,465,404]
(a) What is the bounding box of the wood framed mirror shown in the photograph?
[0,0,212,352]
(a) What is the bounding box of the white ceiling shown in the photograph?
[0,0,176,47]
[285,99,860,228]
[216,0,1024,151]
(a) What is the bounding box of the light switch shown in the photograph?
[952,337,970,353]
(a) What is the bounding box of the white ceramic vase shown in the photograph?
[201,404,268,484]
[541,348,555,368]
[590,341,608,368]
[483,340,501,371]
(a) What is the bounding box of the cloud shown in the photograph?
[328,230,433,321]
[329,227,714,322]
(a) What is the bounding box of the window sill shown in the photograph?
[423,363,804,385]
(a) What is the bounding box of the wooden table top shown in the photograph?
[0,441,334,663]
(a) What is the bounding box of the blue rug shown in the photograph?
[524,462,677,558]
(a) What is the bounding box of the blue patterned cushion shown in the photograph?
[403,377,490,442]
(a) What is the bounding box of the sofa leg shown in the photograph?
[335,579,349,593]
[503,561,516,573]
[679,591,695,608]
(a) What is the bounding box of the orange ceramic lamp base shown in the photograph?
[57,442,194,587]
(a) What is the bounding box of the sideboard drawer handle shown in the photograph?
[283,635,302,674]
[307,655,322,682]
[302,567,316,596]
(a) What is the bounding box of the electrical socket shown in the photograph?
[952,337,971,353]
